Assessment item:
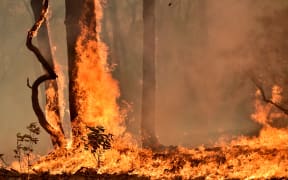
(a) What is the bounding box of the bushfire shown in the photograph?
[3,0,288,179]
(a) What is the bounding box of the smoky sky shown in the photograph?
[1,0,288,162]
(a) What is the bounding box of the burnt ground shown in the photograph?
[0,167,286,180]
[0,170,286,180]
[0,169,203,180]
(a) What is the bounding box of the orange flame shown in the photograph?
[73,0,125,136]
[14,1,288,179]
[45,82,61,132]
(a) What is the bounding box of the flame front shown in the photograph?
[20,1,288,179]
[72,0,124,136]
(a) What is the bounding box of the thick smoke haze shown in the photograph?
[104,0,288,145]
[155,0,288,145]
[1,0,288,162]
[156,0,257,145]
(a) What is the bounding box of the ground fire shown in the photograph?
[1,0,288,179]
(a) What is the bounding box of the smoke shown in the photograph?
[100,0,288,146]
[156,0,252,146]
[155,0,288,146]
[1,0,288,163]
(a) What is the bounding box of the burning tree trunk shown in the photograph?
[141,0,159,149]
[30,0,64,147]
[65,0,83,126]
[26,0,120,152]
[65,0,97,139]
[26,0,65,148]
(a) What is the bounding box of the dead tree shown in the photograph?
[26,0,65,147]
[141,0,160,149]
[30,0,64,147]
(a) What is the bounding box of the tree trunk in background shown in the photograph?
[65,0,83,124]
[141,0,159,149]
[30,0,64,147]
[109,0,122,82]
[65,0,96,138]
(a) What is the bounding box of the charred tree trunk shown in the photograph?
[65,0,97,138]
[141,0,159,149]
[31,0,54,69]
[30,0,64,147]
[65,0,83,124]
[26,0,65,148]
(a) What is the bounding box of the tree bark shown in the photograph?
[26,0,64,148]
[65,0,83,124]
[30,0,64,147]
[141,0,159,149]
[65,0,97,138]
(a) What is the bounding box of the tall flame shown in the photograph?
[251,85,285,126]
[73,0,125,136]
[13,1,288,179]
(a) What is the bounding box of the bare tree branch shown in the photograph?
[251,77,288,115]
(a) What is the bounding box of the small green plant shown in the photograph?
[84,126,113,167]
[14,122,40,173]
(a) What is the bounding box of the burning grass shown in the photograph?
[7,0,288,179]
[2,137,288,179]
[6,85,288,179]
[6,81,285,179]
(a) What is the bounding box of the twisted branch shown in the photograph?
[26,0,56,78]
[26,0,63,147]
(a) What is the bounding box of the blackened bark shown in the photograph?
[65,0,84,123]
[141,0,159,149]
[30,0,54,68]
[30,0,64,147]
[26,0,64,148]
[65,0,97,138]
